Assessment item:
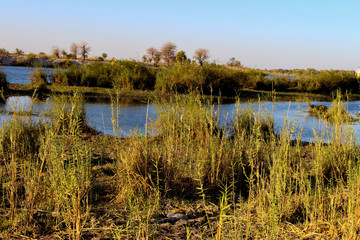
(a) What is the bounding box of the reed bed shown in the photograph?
[0,92,359,239]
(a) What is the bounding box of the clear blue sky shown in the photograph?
[1,0,360,70]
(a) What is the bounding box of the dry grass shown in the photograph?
[0,93,359,239]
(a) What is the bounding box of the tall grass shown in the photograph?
[1,92,360,238]
[112,93,360,238]
[0,94,93,239]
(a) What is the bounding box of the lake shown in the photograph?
[1,66,55,84]
[1,96,360,143]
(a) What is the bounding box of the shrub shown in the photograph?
[203,65,246,95]
[51,68,68,85]
[29,68,48,96]
[112,61,155,90]
[0,48,9,56]
[155,65,249,96]
[27,53,36,64]
[59,61,155,90]
[297,70,358,94]
[155,65,206,93]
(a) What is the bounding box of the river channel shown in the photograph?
[2,66,360,142]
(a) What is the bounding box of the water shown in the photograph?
[1,66,360,142]
[266,74,299,81]
[0,96,158,136]
[1,96,360,142]
[1,66,55,84]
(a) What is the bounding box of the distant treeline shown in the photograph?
[7,60,358,96]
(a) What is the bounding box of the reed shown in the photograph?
[0,91,360,239]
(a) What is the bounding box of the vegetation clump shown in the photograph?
[307,92,356,122]
[29,68,49,98]
[49,93,97,135]
[52,61,155,90]
[0,69,8,96]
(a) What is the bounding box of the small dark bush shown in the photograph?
[0,70,7,92]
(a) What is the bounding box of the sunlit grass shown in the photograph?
[0,92,359,239]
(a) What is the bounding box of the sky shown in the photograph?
[1,0,360,70]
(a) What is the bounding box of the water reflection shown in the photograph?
[0,96,359,142]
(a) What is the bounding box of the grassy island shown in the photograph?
[2,60,360,103]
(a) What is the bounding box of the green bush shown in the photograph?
[30,69,47,85]
[297,70,358,93]
[57,61,155,90]
[155,65,250,96]
[203,65,247,95]
[29,69,49,98]
[155,65,206,93]
[27,53,36,65]
[254,76,295,92]
[52,68,68,85]
[112,61,155,90]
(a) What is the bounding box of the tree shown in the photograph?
[154,51,161,66]
[70,42,79,59]
[194,48,209,66]
[62,50,68,59]
[0,48,9,56]
[146,47,162,66]
[102,53,107,59]
[227,57,242,68]
[176,51,187,64]
[146,47,157,63]
[52,46,60,58]
[79,42,91,60]
[160,42,177,65]
[15,48,24,56]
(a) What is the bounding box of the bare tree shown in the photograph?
[147,47,162,66]
[146,47,158,63]
[194,48,209,66]
[70,42,79,59]
[160,42,177,65]
[79,42,91,60]
[52,46,60,58]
